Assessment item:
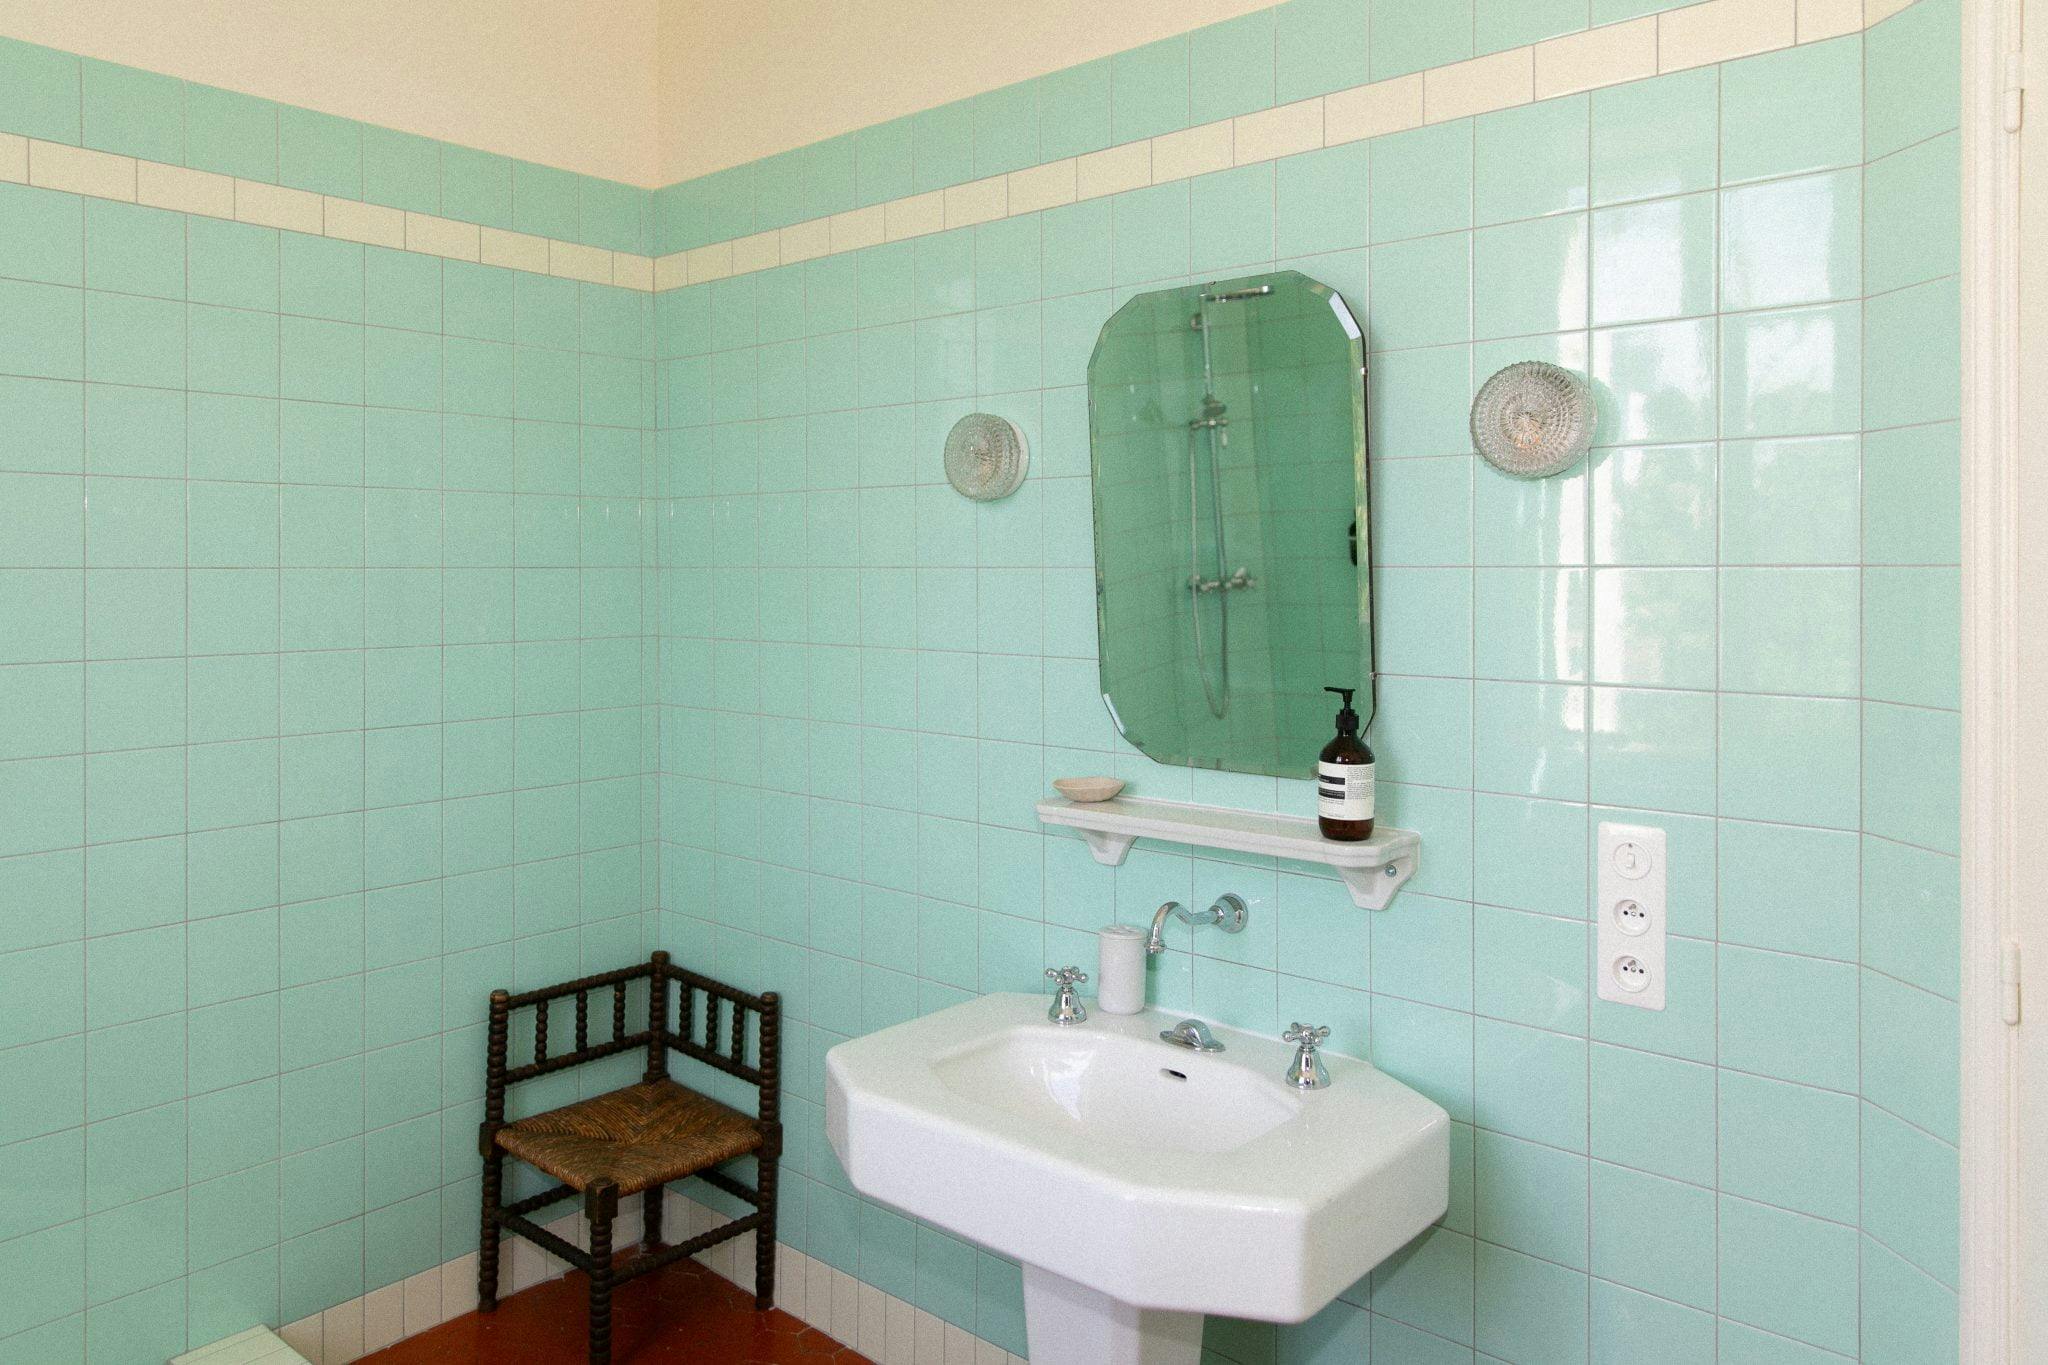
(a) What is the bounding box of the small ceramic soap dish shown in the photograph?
[1054,777,1125,803]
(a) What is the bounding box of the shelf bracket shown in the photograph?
[1336,848,1417,911]
[1077,828,1139,866]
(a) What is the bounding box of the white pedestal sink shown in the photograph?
[825,994,1449,1364]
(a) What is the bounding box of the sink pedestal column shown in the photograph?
[1021,1265,1204,1365]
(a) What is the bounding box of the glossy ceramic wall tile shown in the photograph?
[0,0,1964,1360]
[650,1,1963,1361]
[0,170,661,1359]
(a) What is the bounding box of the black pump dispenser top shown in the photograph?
[1325,686,1359,733]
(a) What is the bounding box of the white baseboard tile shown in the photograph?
[317,1299,363,1365]
[883,1293,918,1365]
[360,1283,404,1355]
[277,1316,324,1365]
[801,1254,834,1331]
[915,1309,947,1364]
[859,1281,887,1359]
[830,1267,861,1345]
[215,1190,1026,1365]
[728,1230,758,1293]
[400,1270,442,1340]
[442,1251,481,1320]
[774,1242,806,1318]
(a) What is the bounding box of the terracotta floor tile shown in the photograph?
[358,1256,873,1365]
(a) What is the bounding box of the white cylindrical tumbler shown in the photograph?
[1096,924,1148,1014]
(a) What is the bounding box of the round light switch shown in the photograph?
[1612,840,1652,879]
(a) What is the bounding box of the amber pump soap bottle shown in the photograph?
[1317,686,1375,841]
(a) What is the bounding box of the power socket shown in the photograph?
[1596,821,1666,1010]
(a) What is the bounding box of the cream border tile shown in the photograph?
[1150,120,1234,182]
[405,212,482,262]
[780,216,832,264]
[884,189,945,239]
[1865,0,1915,20]
[137,161,233,218]
[1534,17,1658,98]
[30,140,137,200]
[0,132,24,184]
[236,178,322,233]
[1234,98,1325,163]
[1659,0,1798,70]
[1424,46,1535,122]
[731,228,781,273]
[550,237,613,284]
[480,225,550,273]
[1799,0,1865,38]
[1324,75,1423,145]
[653,252,689,290]
[944,173,1009,227]
[324,195,405,249]
[1007,157,1077,213]
[1075,140,1151,200]
[610,252,654,291]
[686,240,734,283]
[830,204,886,252]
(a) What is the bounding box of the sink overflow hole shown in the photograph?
[1160,1068,1188,1081]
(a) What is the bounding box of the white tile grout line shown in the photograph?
[0,0,1917,300]
[256,1191,1024,1365]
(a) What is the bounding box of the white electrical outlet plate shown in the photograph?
[1597,821,1666,1010]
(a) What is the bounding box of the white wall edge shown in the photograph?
[1958,0,2022,1353]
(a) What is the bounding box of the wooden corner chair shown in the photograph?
[477,950,782,1365]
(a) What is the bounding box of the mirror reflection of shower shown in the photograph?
[1187,284,1267,718]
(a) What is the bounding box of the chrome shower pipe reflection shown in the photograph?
[1186,286,1267,720]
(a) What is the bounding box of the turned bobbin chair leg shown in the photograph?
[478,987,511,1312]
[586,1182,619,1365]
[641,1184,664,1251]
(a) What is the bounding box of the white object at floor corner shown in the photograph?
[170,1326,312,1365]
[826,992,1449,1365]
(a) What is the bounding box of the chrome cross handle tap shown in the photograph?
[1283,1022,1332,1090]
[1045,966,1089,1025]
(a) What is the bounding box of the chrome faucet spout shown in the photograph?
[1145,901,1182,955]
[1145,894,1250,955]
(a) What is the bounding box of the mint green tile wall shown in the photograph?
[0,36,655,254]
[0,108,661,1361]
[1854,0,1965,1357]
[651,1,1964,1361]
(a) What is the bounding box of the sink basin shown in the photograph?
[826,993,1449,1363]
[928,1028,1300,1154]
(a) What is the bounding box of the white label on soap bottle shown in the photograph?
[1317,761,1375,820]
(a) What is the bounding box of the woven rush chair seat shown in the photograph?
[495,1078,764,1196]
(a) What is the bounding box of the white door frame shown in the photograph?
[1959,0,2027,1355]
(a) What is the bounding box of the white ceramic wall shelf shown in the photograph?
[1036,796,1421,910]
